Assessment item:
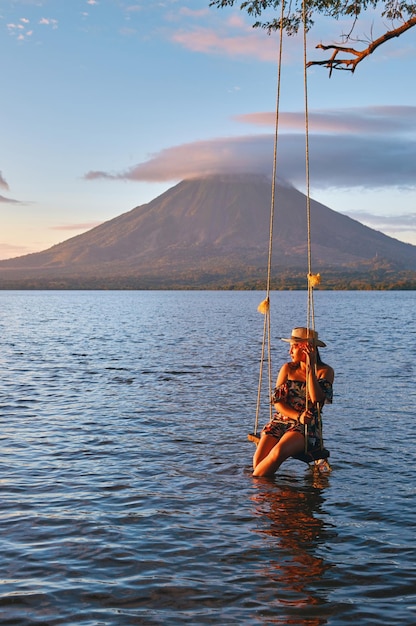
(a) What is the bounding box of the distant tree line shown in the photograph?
[0,268,414,290]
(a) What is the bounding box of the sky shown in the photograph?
[1,0,416,260]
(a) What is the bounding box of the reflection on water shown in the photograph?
[251,471,335,625]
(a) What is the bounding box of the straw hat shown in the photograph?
[281,327,326,347]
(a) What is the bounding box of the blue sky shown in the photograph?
[1,0,415,260]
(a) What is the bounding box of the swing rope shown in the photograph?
[302,0,319,337]
[303,0,314,454]
[254,0,286,438]
[301,0,327,459]
[251,0,329,466]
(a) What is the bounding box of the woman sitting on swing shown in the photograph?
[253,327,334,478]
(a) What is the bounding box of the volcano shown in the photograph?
[0,173,415,288]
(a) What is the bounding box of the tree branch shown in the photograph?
[307,17,416,75]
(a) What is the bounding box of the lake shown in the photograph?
[0,290,414,625]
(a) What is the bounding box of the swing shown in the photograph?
[248,0,331,470]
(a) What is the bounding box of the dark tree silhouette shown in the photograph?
[210,1,416,73]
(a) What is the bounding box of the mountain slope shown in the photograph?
[0,174,415,287]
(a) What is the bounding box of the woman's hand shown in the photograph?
[302,342,317,365]
[299,409,313,425]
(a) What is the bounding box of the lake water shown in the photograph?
[0,290,414,625]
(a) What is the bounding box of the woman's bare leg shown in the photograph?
[252,431,305,477]
[253,434,278,469]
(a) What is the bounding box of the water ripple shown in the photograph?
[0,290,415,625]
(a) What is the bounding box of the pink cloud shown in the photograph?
[172,26,279,62]
[179,8,210,18]
[0,243,35,261]
[234,106,416,134]
[0,195,21,204]
[84,106,416,191]
[39,18,58,28]
[85,135,270,182]
[51,222,102,231]
[84,171,118,181]
[0,172,10,190]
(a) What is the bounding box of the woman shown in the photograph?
[253,327,334,477]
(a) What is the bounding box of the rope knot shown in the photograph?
[308,273,321,287]
[257,297,270,315]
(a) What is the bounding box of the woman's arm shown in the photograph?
[305,345,334,404]
[273,363,304,421]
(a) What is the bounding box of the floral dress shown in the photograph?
[262,379,333,449]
